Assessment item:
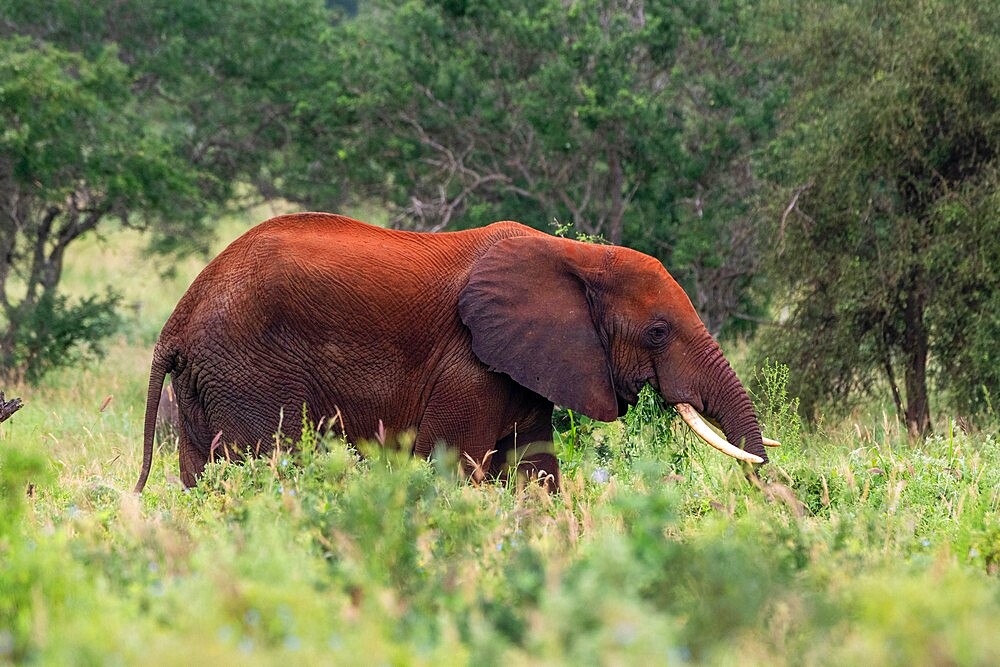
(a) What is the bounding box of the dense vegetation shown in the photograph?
[3,0,997,428]
[758,0,1000,432]
[307,0,781,338]
[1,1,999,662]
[0,0,336,380]
[0,211,997,665]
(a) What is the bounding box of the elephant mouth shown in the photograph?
[619,377,780,464]
[622,375,655,404]
[619,385,641,405]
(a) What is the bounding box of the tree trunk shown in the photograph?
[883,356,904,420]
[903,287,931,437]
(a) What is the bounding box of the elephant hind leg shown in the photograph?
[178,429,209,488]
[174,380,214,487]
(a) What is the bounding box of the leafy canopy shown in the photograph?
[757,0,1000,426]
[0,0,334,381]
[302,0,781,335]
[0,37,194,379]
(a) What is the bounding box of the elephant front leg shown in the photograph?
[414,372,560,491]
[414,412,560,491]
[490,406,560,492]
[495,440,560,492]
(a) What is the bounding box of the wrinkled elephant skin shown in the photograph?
[135,214,767,492]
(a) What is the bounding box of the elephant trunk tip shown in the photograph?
[675,403,764,464]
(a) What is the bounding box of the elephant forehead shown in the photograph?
[608,249,686,304]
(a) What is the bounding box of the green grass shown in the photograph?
[2,214,1000,665]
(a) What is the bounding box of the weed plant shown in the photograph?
[4,343,1000,665]
[1,221,999,664]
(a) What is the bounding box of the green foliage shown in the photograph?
[5,303,1000,663]
[0,34,191,380]
[750,359,803,450]
[0,442,49,536]
[8,291,121,384]
[0,0,335,382]
[303,0,780,335]
[0,443,52,662]
[10,391,1000,663]
[622,385,680,467]
[756,0,1000,427]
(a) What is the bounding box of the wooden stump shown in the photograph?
[0,391,24,424]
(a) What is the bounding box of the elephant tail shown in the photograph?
[134,345,175,493]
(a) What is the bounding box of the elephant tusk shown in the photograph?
[675,403,764,464]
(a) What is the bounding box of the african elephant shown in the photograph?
[134,213,774,492]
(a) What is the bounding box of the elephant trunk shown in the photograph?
[690,340,768,464]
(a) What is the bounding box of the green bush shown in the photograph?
[4,291,121,384]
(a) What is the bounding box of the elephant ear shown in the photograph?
[458,235,619,421]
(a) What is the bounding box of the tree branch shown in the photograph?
[0,391,23,424]
[779,182,813,251]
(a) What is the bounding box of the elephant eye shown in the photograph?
[644,322,671,348]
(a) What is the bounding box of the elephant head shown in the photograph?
[459,234,772,464]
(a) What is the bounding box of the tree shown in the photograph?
[300,0,779,336]
[0,38,190,380]
[758,0,1000,433]
[0,0,336,381]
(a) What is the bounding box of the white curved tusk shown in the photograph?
[703,414,780,448]
[675,403,764,464]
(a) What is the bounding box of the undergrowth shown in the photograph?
[2,353,1000,665]
[2,220,999,664]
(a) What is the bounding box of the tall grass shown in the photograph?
[2,214,999,664]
